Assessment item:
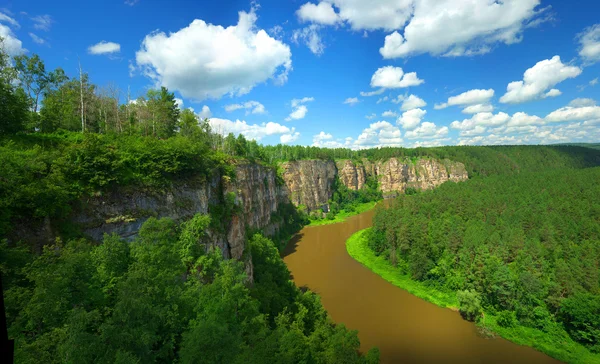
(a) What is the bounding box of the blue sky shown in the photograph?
[1,0,599,148]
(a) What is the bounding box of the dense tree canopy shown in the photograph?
[369,167,600,353]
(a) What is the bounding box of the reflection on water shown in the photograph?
[282,204,561,364]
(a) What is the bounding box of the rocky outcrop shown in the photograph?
[336,160,367,191]
[73,163,286,261]
[280,160,337,211]
[332,158,469,198]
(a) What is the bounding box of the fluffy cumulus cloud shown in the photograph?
[462,103,494,114]
[545,105,600,123]
[343,97,360,105]
[379,0,545,58]
[312,131,347,148]
[569,98,596,108]
[0,12,24,55]
[451,111,548,136]
[382,110,397,118]
[224,100,266,114]
[280,129,301,144]
[400,94,426,111]
[286,97,314,120]
[578,24,600,64]
[88,41,121,55]
[397,108,426,130]
[297,0,413,30]
[292,24,325,55]
[370,66,424,89]
[365,113,377,120]
[197,105,212,119]
[209,118,292,141]
[435,89,494,109]
[135,8,292,101]
[354,121,403,148]
[404,121,448,139]
[499,56,581,104]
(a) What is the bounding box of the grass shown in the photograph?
[346,228,600,364]
[307,200,379,227]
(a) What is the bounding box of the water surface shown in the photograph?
[282,205,561,364]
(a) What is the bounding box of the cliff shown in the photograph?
[73,163,285,261]
[280,160,337,211]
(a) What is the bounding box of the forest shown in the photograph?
[366,166,600,361]
[2,39,600,363]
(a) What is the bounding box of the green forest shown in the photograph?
[2,40,600,363]
[365,166,600,362]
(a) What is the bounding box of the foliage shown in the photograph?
[2,215,378,363]
[368,166,600,360]
[457,289,482,321]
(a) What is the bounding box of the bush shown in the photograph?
[496,310,517,328]
[457,289,482,322]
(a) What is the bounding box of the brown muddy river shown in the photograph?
[282,205,561,364]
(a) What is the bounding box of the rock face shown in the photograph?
[64,157,467,280]
[280,160,337,211]
[335,160,367,191]
[332,158,469,197]
[74,163,286,261]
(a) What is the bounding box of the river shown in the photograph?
[282,204,561,364]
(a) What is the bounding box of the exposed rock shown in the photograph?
[280,160,336,211]
[336,160,366,191]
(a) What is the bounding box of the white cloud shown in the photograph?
[88,41,121,55]
[544,88,561,98]
[125,0,140,6]
[174,98,184,109]
[0,12,19,27]
[397,108,426,130]
[499,56,581,104]
[280,129,301,144]
[370,66,424,89]
[312,131,346,147]
[0,13,24,55]
[343,97,360,105]
[286,97,314,121]
[224,100,266,115]
[404,121,448,139]
[360,88,385,97]
[28,32,45,45]
[578,24,600,64]
[590,78,598,86]
[462,104,494,114]
[209,118,291,141]
[545,106,600,123]
[31,14,52,31]
[436,88,495,110]
[391,95,406,104]
[451,111,544,136]
[197,105,212,119]
[400,94,426,111]
[379,0,545,59]
[376,96,389,104]
[569,98,596,107]
[286,105,308,120]
[291,97,314,108]
[382,110,397,118]
[297,2,340,25]
[292,24,325,55]
[135,7,292,101]
[354,121,403,148]
[365,113,377,120]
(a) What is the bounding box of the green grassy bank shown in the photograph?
[307,200,379,227]
[346,228,600,364]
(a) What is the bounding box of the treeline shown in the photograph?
[368,167,600,354]
[1,214,379,363]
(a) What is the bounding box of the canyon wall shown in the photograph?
[65,157,467,277]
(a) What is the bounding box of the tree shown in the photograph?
[0,40,28,134]
[457,289,482,321]
[178,108,200,138]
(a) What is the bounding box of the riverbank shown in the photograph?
[346,228,600,364]
[307,200,379,227]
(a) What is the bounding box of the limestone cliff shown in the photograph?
[333,158,469,197]
[280,160,337,211]
[74,163,285,261]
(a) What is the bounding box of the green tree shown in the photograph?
[457,289,482,321]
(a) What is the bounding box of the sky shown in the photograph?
[1,0,600,148]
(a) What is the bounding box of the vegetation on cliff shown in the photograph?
[357,167,600,363]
